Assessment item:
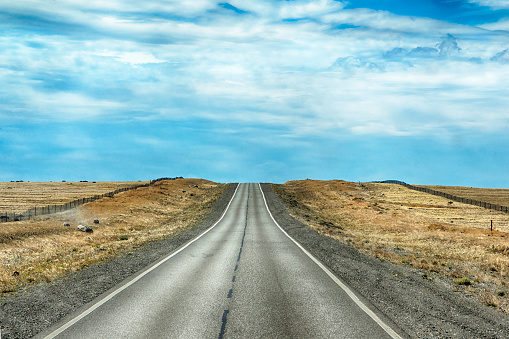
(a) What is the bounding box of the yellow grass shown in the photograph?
[272,180,509,314]
[424,185,509,207]
[0,179,227,294]
[0,181,150,214]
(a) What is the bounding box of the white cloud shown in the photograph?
[322,8,481,35]
[278,0,345,19]
[479,17,509,31]
[26,90,125,120]
[1,0,508,139]
[437,34,461,57]
[491,49,509,64]
[468,0,509,9]
[330,56,383,71]
[3,0,219,18]
[94,51,165,65]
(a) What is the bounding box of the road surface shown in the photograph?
[39,183,403,338]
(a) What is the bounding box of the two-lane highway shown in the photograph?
[39,183,403,338]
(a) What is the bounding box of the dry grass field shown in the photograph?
[272,180,509,314]
[0,181,150,214]
[424,185,509,208]
[0,179,226,294]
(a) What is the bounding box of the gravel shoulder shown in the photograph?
[260,183,509,339]
[0,184,238,339]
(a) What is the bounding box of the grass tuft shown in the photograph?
[455,277,472,286]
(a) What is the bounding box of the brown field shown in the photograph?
[0,179,226,294]
[424,185,509,207]
[272,180,509,314]
[0,181,150,214]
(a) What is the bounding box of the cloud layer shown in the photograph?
[1,0,508,185]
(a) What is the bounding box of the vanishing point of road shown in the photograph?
[39,183,404,338]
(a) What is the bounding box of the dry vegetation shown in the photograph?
[424,185,509,207]
[0,181,150,214]
[272,180,509,313]
[0,179,226,294]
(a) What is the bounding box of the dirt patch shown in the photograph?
[0,179,227,295]
[271,179,509,314]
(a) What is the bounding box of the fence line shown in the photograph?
[0,177,183,223]
[373,180,509,213]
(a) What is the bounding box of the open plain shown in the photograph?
[0,181,150,214]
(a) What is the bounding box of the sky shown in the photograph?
[0,0,508,186]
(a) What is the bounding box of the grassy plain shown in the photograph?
[272,180,509,313]
[0,179,226,294]
[424,185,509,207]
[0,181,149,214]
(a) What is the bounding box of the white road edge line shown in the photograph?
[258,183,403,339]
[42,183,241,339]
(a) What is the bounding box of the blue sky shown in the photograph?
[1,0,508,186]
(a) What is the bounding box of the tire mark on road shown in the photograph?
[218,184,250,339]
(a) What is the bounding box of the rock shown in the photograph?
[77,225,93,233]
[93,219,99,224]
[12,271,19,277]
[63,223,71,227]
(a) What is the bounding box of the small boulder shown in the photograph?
[93,219,99,224]
[77,225,93,233]
[63,223,71,227]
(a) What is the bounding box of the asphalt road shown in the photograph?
[38,183,403,338]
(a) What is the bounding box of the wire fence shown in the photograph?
[373,180,509,213]
[0,177,183,223]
